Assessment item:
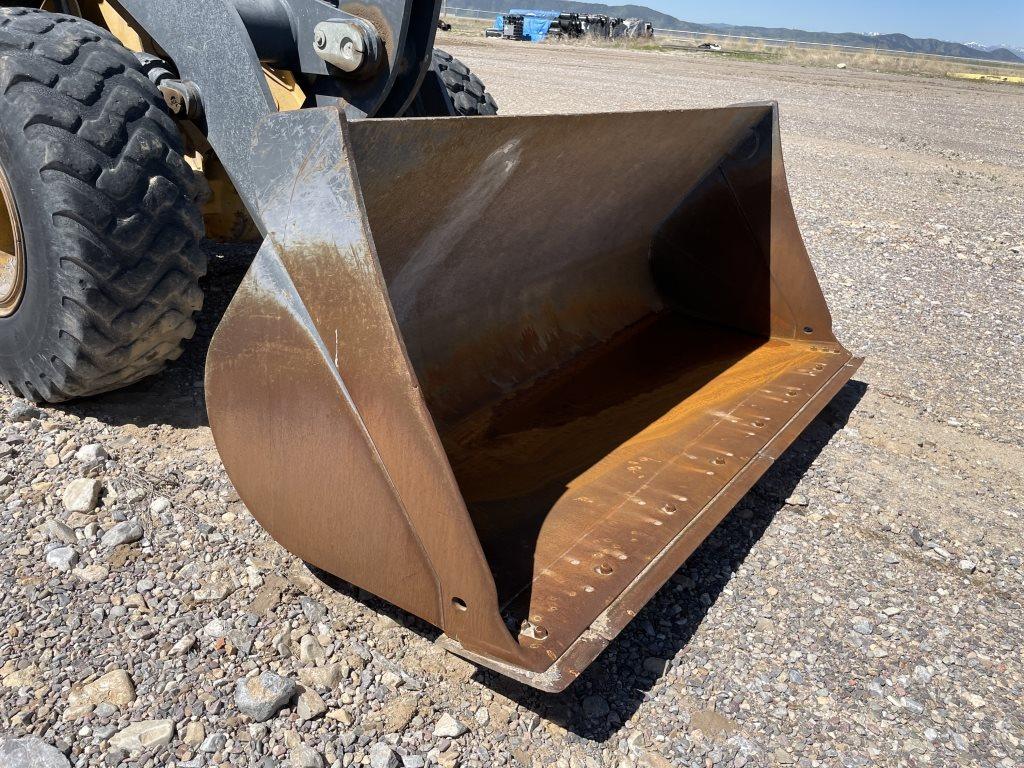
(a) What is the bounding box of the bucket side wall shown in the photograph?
[205,108,525,664]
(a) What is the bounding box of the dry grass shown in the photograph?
[646,34,1024,80]
[438,15,498,37]
[770,42,1024,79]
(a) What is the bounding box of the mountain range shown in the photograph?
[466,1,1024,63]
[965,42,1024,60]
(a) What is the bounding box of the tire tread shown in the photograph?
[433,48,498,116]
[0,8,206,402]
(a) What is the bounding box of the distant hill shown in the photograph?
[463,1,1024,63]
[966,42,1024,61]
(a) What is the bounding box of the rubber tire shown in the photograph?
[433,49,498,116]
[0,8,206,403]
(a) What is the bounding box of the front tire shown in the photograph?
[0,8,206,402]
[432,49,497,116]
[406,49,498,117]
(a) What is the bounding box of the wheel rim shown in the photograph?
[0,163,24,318]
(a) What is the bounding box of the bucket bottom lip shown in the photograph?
[438,353,863,692]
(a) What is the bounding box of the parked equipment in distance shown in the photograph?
[488,10,654,41]
[548,12,654,40]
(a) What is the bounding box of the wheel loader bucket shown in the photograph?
[205,103,861,691]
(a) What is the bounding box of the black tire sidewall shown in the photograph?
[0,106,61,375]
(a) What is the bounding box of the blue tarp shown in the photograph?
[494,9,559,41]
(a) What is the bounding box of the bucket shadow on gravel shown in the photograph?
[471,378,866,742]
[50,243,257,429]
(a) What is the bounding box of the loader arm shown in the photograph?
[112,0,441,224]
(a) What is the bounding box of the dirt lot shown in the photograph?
[1,37,1022,768]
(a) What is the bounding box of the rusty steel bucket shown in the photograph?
[204,102,861,691]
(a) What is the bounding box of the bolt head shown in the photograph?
[313,20,379,76]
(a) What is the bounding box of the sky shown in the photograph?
[656,0,1024,48]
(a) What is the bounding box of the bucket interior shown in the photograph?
[348,108,833,652]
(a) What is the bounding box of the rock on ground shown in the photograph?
[581,695,610,719]
[368,743,399,768]
[296,688,327,721]
[182,721,205,746]
[200,732,227,753]
[0,736,70,767]
[100,520,143,548]
[297,662,346,689]
[108,720,175,752]
[7,400,41,423]
[45,546,78,572]
[432,712,469,738]
[68,669,136,708]
[287,745,324,768]
[60,479,101,514]
[235,672,296,721]
[378,693,418,733]
[74,444,108,463]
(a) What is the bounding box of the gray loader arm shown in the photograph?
[117,0,441,228]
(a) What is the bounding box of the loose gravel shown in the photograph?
[1,38,1021,768]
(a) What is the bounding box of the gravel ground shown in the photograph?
[1,38,1022,768]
